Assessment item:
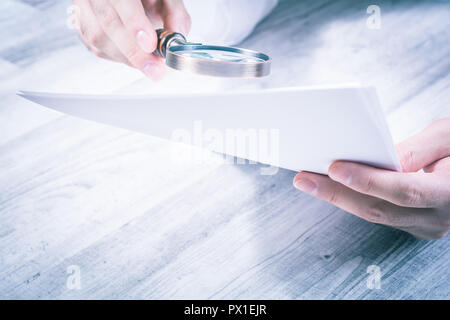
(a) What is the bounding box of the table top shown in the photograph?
[0,0,449,299]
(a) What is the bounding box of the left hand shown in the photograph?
[293,118,450,240]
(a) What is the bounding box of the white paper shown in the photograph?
[18,86,401,174]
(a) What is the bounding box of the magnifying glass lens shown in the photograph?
[178,49,266,63]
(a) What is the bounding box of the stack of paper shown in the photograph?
[19,86,401,174]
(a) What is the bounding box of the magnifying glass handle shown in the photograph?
[154,28,187,58]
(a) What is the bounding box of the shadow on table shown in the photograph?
[226,160,425,298]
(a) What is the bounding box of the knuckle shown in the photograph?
[399,184,424,206]
[365,203,389,224]
[86,32,103,47]
[361,175,376,194]
[400,150,416,171]
[99,9,120,29]
[327,189,340,205]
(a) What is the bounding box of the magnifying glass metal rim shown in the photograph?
[166,44,271,78]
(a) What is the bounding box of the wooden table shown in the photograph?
[0,0,449,299]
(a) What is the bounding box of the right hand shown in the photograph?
[73,0,191,80]
[293,118,450,240]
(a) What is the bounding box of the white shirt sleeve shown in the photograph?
[184,0,278,45]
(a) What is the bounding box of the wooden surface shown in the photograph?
[1,0,449,299]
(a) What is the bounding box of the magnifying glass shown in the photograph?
[153,29,271,78]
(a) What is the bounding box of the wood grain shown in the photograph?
[0,0,449,299]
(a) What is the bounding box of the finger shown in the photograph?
[89,0,165,79]
[424,156,450,174]
[75,0,126,63]
[293,171,427,227]
[397,118,450,172]
[109,0,158,53]
[328,161,449,208]
[395,225,449,240]
[160,0,191,35]
[79,25,130,65]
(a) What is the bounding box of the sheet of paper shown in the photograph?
[18,86,401,174]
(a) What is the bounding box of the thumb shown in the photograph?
[396,118,450,172]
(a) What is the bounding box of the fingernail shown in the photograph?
[294,178,318,196]
[329,164,352,185]
[136,30,154,53]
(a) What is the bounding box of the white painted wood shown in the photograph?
[0,0,449,299]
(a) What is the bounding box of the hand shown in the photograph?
[73,0,191,80]
[293,118,450,240]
